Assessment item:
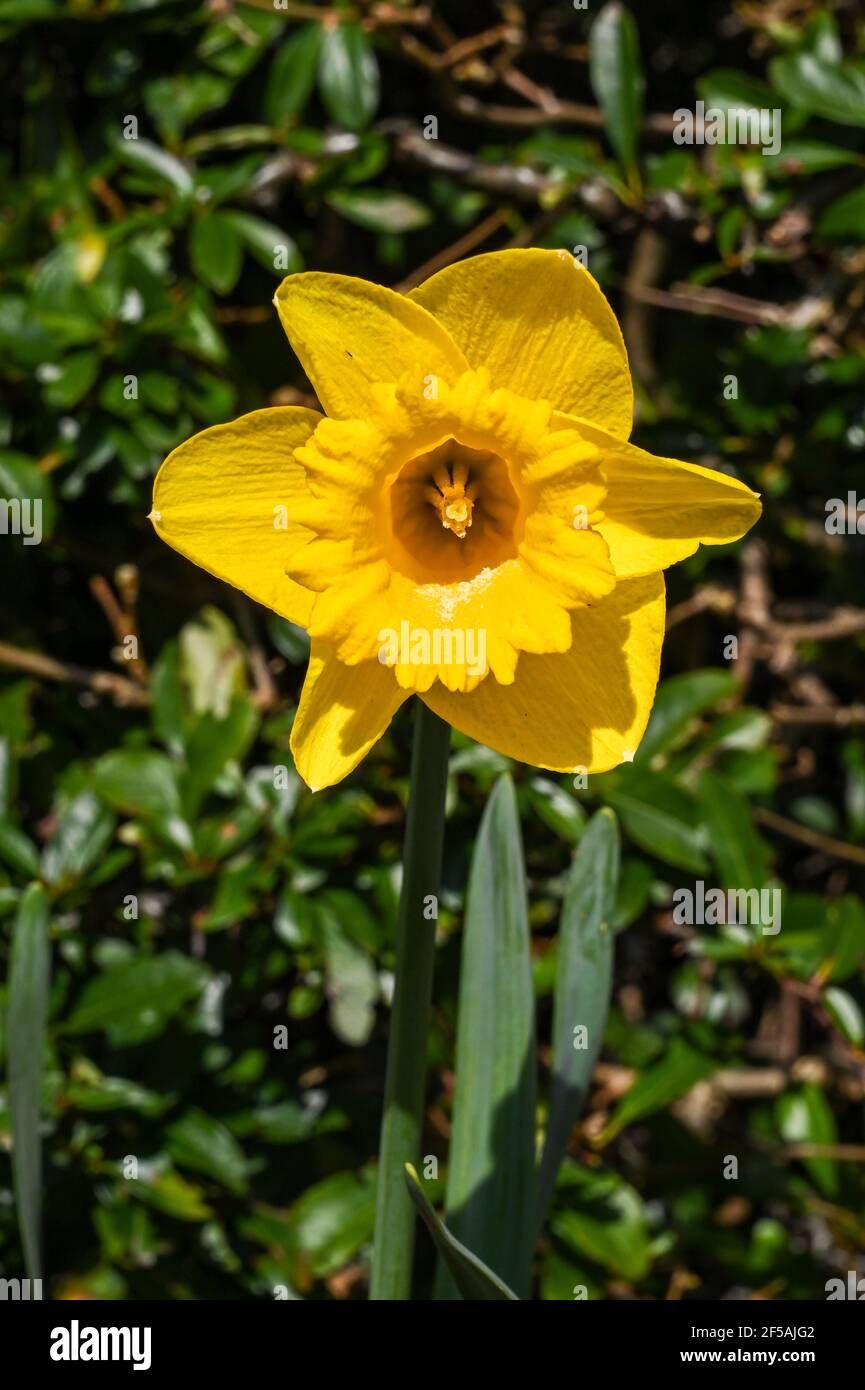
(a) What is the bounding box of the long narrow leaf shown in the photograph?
[589,2,645,171]
[537,809,618,1222]
[405,1165,518,1301]
[436,775,536,1298]
[8,882,50,1279]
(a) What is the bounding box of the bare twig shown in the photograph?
[387,119,558,201]
[449,90,675,134]
[0,641,150,707]
[394,210,509,292]
[666,585,736,631]
[754,807,865,867]
[771,703,865,727]
[782,1143,865,1162]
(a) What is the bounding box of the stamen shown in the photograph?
[427,473,475,539]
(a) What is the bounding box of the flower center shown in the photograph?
[425,458,477,539]
[388,438,522,584]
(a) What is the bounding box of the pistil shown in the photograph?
[425,461,479,540]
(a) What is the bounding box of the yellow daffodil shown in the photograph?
[150,249,760,790]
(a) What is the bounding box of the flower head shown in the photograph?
[151,249,760,790]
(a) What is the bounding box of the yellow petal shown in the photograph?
[554,412,762,578]
[151,407,322,627]
[290,641,411,791]
[274,271,469,420]
[409,248,633,439]
[421,574,666,772]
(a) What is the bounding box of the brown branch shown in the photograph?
[753,806,865,867]
[782,1143,865,1162]
[666,585,737,631]
[394,210,509,292]
[449,90,675,134]
[387,119,558,201]
[764,608,865,642]
[622,226,668,409]
[771,703,865,727]
[0,641,150,708]
[89,571,149,684]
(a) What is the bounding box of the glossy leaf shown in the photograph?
[589,2,645,170]
[537,809,618,1221]
[771,53,865,126]
[406,1165,519,1301]
[437,775,537,1299]
[318,22,379,132]
[598,1040,716,1146]
[8,882,50,1279]
[265,21,324,124]
[606,769,709,873]
[698,770,773,890]
[189,213,244,294]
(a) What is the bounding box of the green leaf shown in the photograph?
[0,451,57,542]
[62,951,207,1044]
[763,139,864,179]
[537,809,618,1221]
[318,21,379,132]
[818,896,865,982]
[697,69,780,117]
[437,775,536,1299]
[131,1165,212,1222]
[223,210,302,274]
[114,136,194,194]
[589,2,644,170]
[181,696,259,818]
[776,1084,838,1198]
[150,640,185,756]
[166,1109,249,1196]
[551,1164,652,1283]
[189,212,244,294]
[698,770,773,890]
[818,185,865,239]
[605,769,709,873]
[823,986,865,1046]
[638,669,737,763]
[289,1169,376,1279]
[598,1039,716,1145]
[526,776,586,843]
[201,854,271,931]
[42,348,101,408]
[179,607,245,717]
[326,188,431,233]
[7,883,50,1279]
[266,22,324,124]
[94,749,181,819]
[320,906,378,1046]
[40,790,116,888]
[65,1073,167,1116]
[405,1165,519,1301]
[145,71,232,142]
[770,53,865,127]
[0,820,40,878]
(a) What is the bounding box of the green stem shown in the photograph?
[370,700,451,1301]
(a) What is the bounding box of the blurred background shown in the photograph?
[1,0,864,1300]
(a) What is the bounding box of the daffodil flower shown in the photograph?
[151,249,760,790]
